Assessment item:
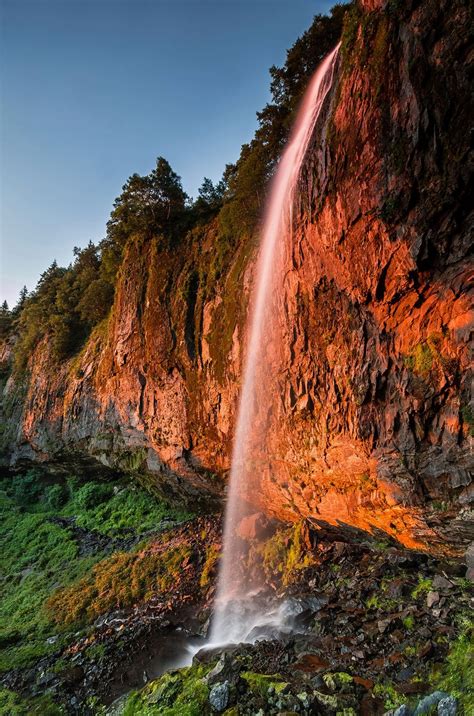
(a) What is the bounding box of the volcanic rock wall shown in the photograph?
[1,0,472,547]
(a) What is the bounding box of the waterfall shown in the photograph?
[211,44,340,645]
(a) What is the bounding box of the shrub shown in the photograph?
[74,482,114,511]
[10,470,42,505]
[44,484,69,510]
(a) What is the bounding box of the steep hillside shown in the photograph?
[1,0,472,550]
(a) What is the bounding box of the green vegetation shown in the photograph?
[241,671,287,697]
[106,157,188,247]
[373,681,405,711]
[0,488,98,670]
[365,593,398,612]
[12,245,114,371]
[46,542,192,626]
[0,469,193,671]
[404,342,435,377]
[411,577,433,600]
[430,617,474,712]
[199,543,220,588]
[0,688,63,716]
[247,521,315,587]
[123,662,214,716]
[403,333,458,382]
[322,672,353,689]
[64,481,191,537]
[218,5,346,244]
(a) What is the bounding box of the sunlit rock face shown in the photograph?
[2,0,472,549]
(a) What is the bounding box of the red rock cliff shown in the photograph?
[2,0,473,548]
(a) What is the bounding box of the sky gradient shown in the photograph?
[1,0,334,306]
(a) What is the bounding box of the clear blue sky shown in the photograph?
[0,0,334,306]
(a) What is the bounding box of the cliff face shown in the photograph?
[2,0,473,547]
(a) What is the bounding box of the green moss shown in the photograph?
[365,593,398,612]
[373,682,405,711]
[411,577,433,600]
[403,615,415,631]
[323,672,353,690]
[123,662,213,716]
[247,521,315,588]
[207,233,255,384]
[366,594,380,609]
[430,618,474,712]
[0,688,63,715]
[199,543,220,588]
[340,4,362,72]
[404,343,433,376]
[85,642,106,661]
[241,671,287,697]
[117,448,148,473]
[47,543,193,626]
[403,333,453,381]
[0,488,101,670]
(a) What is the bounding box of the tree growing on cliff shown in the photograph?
[0,301,12,339]
[12,245,116,370]
[106,157,188,247]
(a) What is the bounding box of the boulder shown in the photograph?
[209,681,230,712]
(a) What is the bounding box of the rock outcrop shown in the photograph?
[1,0,472,548]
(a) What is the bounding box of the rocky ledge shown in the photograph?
[115,522,472,715]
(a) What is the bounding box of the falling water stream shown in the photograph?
[105,50,343,702]
[210,44,341,646]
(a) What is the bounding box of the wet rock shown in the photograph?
[414,691,450,715]
[437,696,457,716]
[390,706,411,716]
[209,681,230,712]
[236,512,275,541]
[194,644,239,665]
[206,653,242,688]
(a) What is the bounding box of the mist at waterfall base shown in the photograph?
[210,44,341,647]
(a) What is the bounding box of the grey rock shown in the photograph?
[426,591,440,608]
[438,696,457,716]
[385,706,411,716]
[414,691,450,715]
[204,655,226,684]
[465,542,474,581]
[209,681,230,712]
[432,575,453,590]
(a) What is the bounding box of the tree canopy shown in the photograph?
[106,157,188,246]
